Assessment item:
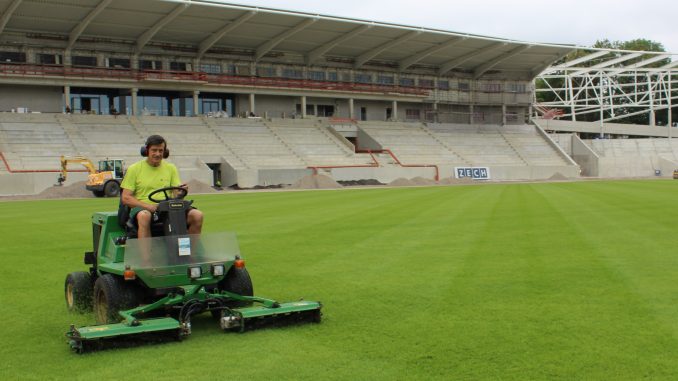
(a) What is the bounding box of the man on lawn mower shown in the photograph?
[121,134,203,238]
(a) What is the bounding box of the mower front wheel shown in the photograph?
[218,267,254,307]
[93,274,139,324]
[65,272,93,313]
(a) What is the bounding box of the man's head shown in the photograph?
[142,135,169,167]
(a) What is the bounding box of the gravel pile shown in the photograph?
[291,174,342,189]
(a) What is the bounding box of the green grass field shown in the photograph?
[2,180,678,380]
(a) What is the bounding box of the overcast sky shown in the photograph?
[222,0,678,54]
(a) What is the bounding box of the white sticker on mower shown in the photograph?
[178,237,191,256]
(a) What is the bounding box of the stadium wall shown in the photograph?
[0,85,62,113]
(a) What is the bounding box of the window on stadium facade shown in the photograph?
[37,53,61,65]
[506,83,527,93]
[481,83,501,92]
[0,52,26,63]
[458,82,470,91]
[399,77,415,87]
[419,79,434,88]
[405,109,421,120]
[257,66,276,77]
[108,58,130,69]
[355,73,372,84]
[169,62,188,71]
[72,56,97,67]
[437,80,449,90]
[308,71,325,81]
[376,75,394,85]
[199,64,221,74]
[282,68,303,79]
[139,60,162,70]
[327,72,338,81]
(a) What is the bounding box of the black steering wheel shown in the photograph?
[148,186,188,203]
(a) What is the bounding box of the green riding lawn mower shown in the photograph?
[64,186,322,353]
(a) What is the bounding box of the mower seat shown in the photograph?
[117,196,164,238]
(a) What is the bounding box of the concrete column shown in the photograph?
[64,86,71,110]
[432,102,438,123]
[502,104,507,125]
[348,98,355,119]
[249,93,255,116]
[131,88,138,116]
[301,95,307,118]
[131,54,139,70]
[392,100,398,121]
[119,94,128,115]
[193,90,200,116]
[469,104,474,124]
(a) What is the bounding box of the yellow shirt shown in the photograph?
[120,159,181,204]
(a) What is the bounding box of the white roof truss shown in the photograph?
[569,52,643,76]
[354,30,421,68]
[306,24,372,65]
[437,42,506,75]
[473,44,532,79]
[398,36,465,71]
[0,0,22,36]
[67,0,113,51]
[255,18,317,61]
[136,3,190,54]
[198,10,257,59]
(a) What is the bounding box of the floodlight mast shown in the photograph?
[534,47,678,137]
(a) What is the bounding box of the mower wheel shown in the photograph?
[93,274,139,324]
[217,267,254,308]
[104,181,120,197]
[65,272,93,313]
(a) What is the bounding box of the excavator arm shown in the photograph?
[57,156,97,185]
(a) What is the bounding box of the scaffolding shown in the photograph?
[534,49,678,130]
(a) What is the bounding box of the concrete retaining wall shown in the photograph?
[571,135,599,177]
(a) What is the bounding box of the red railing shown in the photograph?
[0,152,85,173]
[309,149,439,182]
[0,63,430,97]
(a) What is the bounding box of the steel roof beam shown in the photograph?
[0,0,22,36]
[136,3,189,54]
[473,45,531,78]
[354,30,420,68]
[67,0,113,50]
[198,10,256,59]
[255,18,316,61]
[398,36,465,71]
[570,52,642,76]
[556,50,609,68]
[306,24,371,65]
[437,42,505,75]
[531,52,571,77]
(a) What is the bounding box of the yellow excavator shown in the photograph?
[57,156,125,197]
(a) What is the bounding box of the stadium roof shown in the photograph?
[0,0,577,79]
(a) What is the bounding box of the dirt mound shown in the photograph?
[186,179,219,193]
[438,177,475,185]
[411,176,436,186]
[292,174,342,189]
[338,179,384,186]
[37,181,95,199]
[548,172,569,181]
[388,177,415,186]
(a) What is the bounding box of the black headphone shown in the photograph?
[140,135,170,158]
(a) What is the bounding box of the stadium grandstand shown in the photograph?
[0,0,676,195]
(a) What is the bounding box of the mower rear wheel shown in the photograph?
[93,274,139,324]
[65,271,93,313]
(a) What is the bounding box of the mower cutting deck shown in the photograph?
[64,186,321,353]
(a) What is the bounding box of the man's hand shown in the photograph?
[145,203,158,213]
